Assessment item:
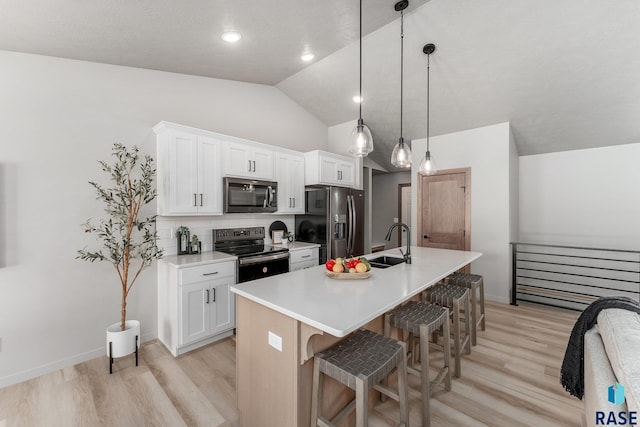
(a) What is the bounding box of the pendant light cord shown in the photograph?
[426,52,430,153]
[400,9,404,140]
[358,0,363,121]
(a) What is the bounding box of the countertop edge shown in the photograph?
[231,248,483,337]
[159,252,238,268]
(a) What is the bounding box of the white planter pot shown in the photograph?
[106,320,140,358]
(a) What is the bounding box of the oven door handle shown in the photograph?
[239,252,290,266]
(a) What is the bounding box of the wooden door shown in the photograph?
[417,168,470,251]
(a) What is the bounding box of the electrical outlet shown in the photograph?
[268,331,282,352]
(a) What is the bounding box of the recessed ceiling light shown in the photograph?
[301,53,315,62]
[352,95,363,104]
[221,32,242,43]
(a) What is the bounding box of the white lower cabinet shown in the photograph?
[289,246,320,272]
[158,260,236,356]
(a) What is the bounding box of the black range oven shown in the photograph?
[213,227,289,283]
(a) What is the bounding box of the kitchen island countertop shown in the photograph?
[231,246,482,337]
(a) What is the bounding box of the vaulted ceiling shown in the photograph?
[2,0,639,171]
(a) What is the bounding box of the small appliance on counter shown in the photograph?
[213,226,289,283]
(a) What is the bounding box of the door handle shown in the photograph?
[212,288,216,302]
[205,289,210,304]
[193,193,197,207]
[199,193,203,206]
[423,235,429,239]
[248,160,252,172]
[252,160,256,172]
[202,271,219,276]
[293,198,295,208]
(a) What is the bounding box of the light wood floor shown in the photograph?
[0,301,583,427]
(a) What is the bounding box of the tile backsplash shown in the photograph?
[156,214,295,256]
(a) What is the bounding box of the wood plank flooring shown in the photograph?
[0,301,583,426]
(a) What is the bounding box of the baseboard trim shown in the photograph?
[0,331,156,389]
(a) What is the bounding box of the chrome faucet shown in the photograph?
[385,222,411,264]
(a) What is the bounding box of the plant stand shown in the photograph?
[106,319,141,374]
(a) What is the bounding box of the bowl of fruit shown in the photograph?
[325,257,372,279]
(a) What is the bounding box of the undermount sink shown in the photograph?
[367,256,405,269]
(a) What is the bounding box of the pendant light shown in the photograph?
[349,0,374,157]
[418,43,437,175]
[390,0,412,168]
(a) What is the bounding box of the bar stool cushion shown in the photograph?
[388,300,448,335]
[448,273,483,286]
[316,328,404,390]
[426,284,468,306]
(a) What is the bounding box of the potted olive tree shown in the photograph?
[77,143,163,372]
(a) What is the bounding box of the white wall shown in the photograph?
[519,143,640,250]
[0,50,327,387]
[327,120,356,155]
[371,172,411,249]
[411,122,515,303]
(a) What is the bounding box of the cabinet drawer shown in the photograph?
[290,259,317,272]
[179,262,235,285]
[290,248,317,264]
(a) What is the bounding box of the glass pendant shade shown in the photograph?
[350,0,373,158]
[418,150,437,175]
[391,138,412,168]
[349,118,374,157]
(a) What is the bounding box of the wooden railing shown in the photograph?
[510,242,640,311]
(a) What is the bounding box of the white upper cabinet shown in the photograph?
[155,122,223,216]
[224,141,274,181]
[275,150,305,214]
[304,150,362,189]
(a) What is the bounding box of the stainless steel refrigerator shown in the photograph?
[295,186,364,264]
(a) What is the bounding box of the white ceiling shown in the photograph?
[2,0,640,171]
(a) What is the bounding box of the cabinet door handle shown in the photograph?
[199,193,203,206]
[293,198,295,208]
[205,289,210,304]
[301,255,311,258]
[252,160,256,172]
[193,193,197,207]
[212,288,216,302]
[248,160,252,172]
[202,271,219,276]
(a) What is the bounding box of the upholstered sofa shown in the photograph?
[582,309,640,427]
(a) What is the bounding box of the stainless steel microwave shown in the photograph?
[224,177,278,213]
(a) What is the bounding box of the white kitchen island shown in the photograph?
[231,247,482,427]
